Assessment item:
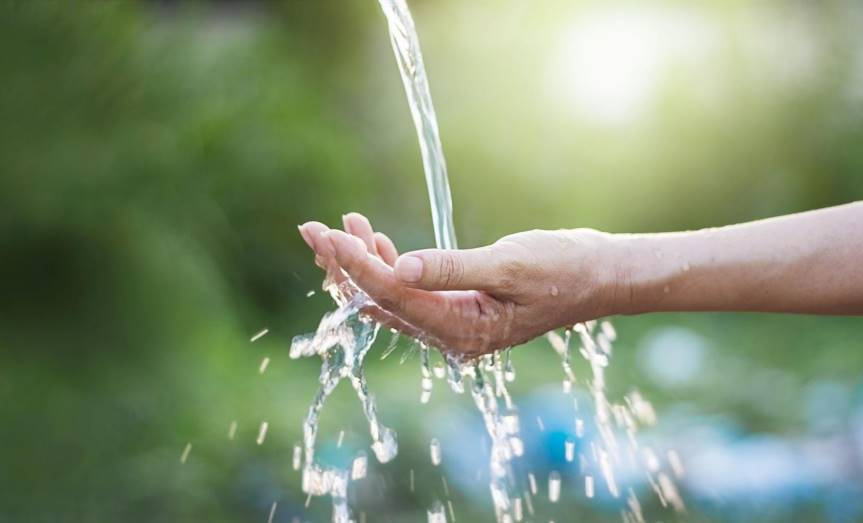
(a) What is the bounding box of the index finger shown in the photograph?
[323,229,451,334]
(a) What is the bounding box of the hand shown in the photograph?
[299,213,615,357]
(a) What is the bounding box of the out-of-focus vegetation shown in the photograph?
[1,1,862,522]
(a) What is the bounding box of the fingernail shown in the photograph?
[395,255,423,283]
[298,224,311,244]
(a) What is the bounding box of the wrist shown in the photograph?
[559,228,628,320]
[603,233,668,316]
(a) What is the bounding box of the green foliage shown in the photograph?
[0,1,861,521]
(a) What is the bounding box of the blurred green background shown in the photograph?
[1,1,862,522]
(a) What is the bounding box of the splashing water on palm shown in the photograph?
[289,1,685,521]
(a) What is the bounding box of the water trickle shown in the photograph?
[289,288,394,521]
[377,0,456,250]
[421,344,434,403]
[380,330,400,360]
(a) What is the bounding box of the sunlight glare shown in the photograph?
[550,7,715,125]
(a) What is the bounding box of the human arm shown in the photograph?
[299,202,863,357]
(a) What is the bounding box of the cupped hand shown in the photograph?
[298,213,615,357]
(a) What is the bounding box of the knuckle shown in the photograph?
[375,292,405,314]
[496,256,526,293]
[436,253,465,288]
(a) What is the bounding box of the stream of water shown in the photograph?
[288,1,685,521]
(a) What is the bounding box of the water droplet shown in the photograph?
[256,421,269,445]
[548,471,561,503]
[575,418,585,437]
[528,473,537,495]
[549,285,559,297]
[509,436,524,457]
[267,501,278,523]
[227,420,237,440]
[371,426,398,463]
[658,472,685,512]
[306,290,316,297]
[259,356,270,374]
[427,500,447,523]
[585,475,594,498]
[512,497,523,521]
[351,452,368,480]
[503,349,516,381]
[523,490,534,515]
[564,438,575,462]
[600,320,617,341]
[599,450,619,497]
[250,328,269,343]
[667,449,685,478]
[336,430,345,448]
[292,444,302,470]
[663,285,670,294]
[420,389,432,404]
[430,438,442,465]
[682,262,690,272]
[642,447,660,472]
[420,373,434,403]
[180,442,192,464]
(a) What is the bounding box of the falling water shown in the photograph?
[377,0,457,251]
[287,0,685,521]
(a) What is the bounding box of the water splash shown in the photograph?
[285,1,685,520]
[547,320,686,519]
[289,286,395,521]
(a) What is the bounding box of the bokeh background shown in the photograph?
[2,1,863,521]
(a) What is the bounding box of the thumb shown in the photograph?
[393,246,502,291]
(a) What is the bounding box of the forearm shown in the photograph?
[605,201,863,316]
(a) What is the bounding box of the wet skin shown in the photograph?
[300,202,863,357]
